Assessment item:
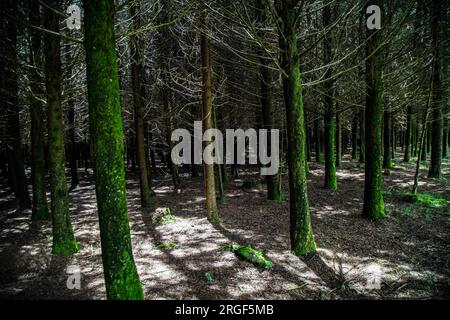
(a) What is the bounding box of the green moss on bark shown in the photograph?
[362,0,386,221]
[44,0,78,251]
[83,0,143,300]
[275,0,316,256]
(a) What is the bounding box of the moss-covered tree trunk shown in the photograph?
[83,0,144,299]
[428,0,443,178]
[275,0,316,256]
[129,2,154,206]
[403,106,412,162]
[44,0,78,253]
[362,0,385,220]
[29,0,49,220]
[200,12,218,219]
[256,0,283,201]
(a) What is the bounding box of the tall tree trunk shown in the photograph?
[44,0,78,253]
[256,0,282,201]
[314,117,323,163]
[64,42,80,189]
[29,0,49,220]
[336,111,342,168]
[68,94,79,189]
[130,2,154,206]
[201,12,218,219]
[322,3,337,189]
[358,110,365,165]
[420,112,428,161]
[351,112,358,159]
[83,0,144,300]
[404,106,412,162]
[163,89,181,189]
[428,0,443,178]
[383,105,392,169]
[362,0,385,220]
[275,0,316,256]
[306,121,312,162]
[391,113,396,160]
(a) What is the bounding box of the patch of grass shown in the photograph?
[404,192,449,212]
[156,242,177,249]
[389,192,450,219]
[223,243,273,269]
[154,207,176,225]
[208,212,221,224]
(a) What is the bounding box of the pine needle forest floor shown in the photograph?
[0,153,449,300]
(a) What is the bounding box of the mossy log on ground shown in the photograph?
[225,244,273,269]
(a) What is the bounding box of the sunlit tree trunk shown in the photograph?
[83,0,144,299]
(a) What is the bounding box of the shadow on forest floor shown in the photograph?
[0,152,449,299]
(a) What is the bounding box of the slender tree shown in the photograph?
[323,2,337,189]
[29,0,49,219]
[83,0,144,299]
[362,0,385,220]
[403,106,412,162]
[275,0,316,255]
[428,0,443,178]
[336,110,342,168]
[129,1,154,206]
[383,103,392,169]
[256,0,283,201]
[44,0,78,253]
[201,11,218,219]
[351,112,358,159]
